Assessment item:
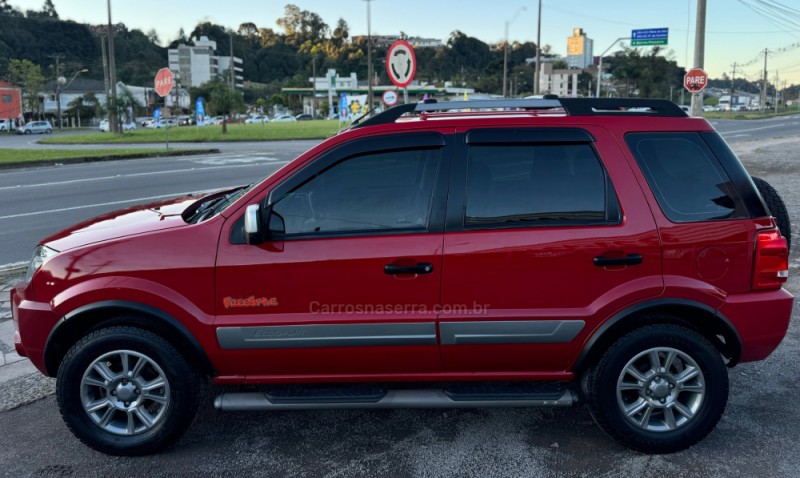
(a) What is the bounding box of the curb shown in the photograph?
[0,148,221,171]
[38,137,332,146]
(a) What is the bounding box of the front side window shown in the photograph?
[1,95,11,103]
[465,143,618,227]
[271,148,440,235]
[626,133,748,222]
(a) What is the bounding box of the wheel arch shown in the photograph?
[573,299,743,374]
[44,300,215,378]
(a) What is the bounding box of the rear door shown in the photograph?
[439,126,663,373]
[215,131,453,378]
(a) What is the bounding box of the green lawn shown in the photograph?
[0,148,194,165]
[704,110,800,120]
[40,121,342,145]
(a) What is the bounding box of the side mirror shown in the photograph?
[244,204,264,245]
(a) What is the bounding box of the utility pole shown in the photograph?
[107,0,118,133]
[729,62,736,111]
[774,71,779,114]
[534,0,542,95]
[363,0,374,111]
[760,48,768,113]
[99,32,110,100]
[49,54,64,129]
[311,56,317,119]
[229,30,235,90]
[503,6,526,98]
[690,0,706,117]
[596,37,629,98]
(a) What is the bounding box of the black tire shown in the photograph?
[752,176,791,251]
[24,130,31,134]
[56,326,204,456]
[585,323,728,454]
[45,128,52,134]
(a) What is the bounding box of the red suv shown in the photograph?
[11,98,792,455]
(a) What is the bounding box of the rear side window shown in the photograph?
[626,133,748,222]
[465,143,619,227]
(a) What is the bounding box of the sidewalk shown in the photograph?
[0,267,55,411]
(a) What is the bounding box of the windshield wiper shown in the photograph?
[185,185,250,223]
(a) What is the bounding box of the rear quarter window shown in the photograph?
[626,132,749,222]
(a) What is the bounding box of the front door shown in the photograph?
[439,126,663,374]
[215,132,452,378]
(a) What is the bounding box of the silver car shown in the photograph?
[16,121,54,135]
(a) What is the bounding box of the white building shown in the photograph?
[566,28,594,69]
[168,36,243,89]
[538,63,580,97]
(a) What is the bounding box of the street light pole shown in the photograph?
[534,0,542,95]
[503,6,526,98]
[596,37,630,98]
[56,69,88,130]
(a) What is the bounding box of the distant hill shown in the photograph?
[0,13,167,87]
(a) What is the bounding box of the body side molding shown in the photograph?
[439,320,585,345]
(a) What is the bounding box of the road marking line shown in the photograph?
[0,161,288,191]
[720,124,786,135]
[0,189,234,220]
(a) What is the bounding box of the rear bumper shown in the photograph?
[720,288,794,363]
[11,286,60,375]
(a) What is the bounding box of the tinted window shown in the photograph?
[465,144,617,227]
[626,133,748,222]
[271,148,440,235]
[1,95,11,103]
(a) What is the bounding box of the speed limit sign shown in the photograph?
[382,90,398,106]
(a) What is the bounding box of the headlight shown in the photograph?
[25,245,58,283]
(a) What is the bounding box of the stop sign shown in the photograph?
[154,68,174,97]
[684,68,708,93]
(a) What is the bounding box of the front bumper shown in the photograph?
[720,288,794,363]
[11,286,60,375]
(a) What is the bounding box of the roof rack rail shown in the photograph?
[350,97,686,130]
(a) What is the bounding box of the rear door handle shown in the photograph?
[593,254,643,267]
[384,263,434,275]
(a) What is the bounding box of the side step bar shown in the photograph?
[214,388,577,411]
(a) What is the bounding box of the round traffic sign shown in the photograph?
[382,90,398,106]
[154,68,175,98]
[386,40,417,88]
[684,68,708,93]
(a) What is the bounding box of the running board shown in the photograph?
[214,388,577,411]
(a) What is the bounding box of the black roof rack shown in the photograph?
[349,98,687,130]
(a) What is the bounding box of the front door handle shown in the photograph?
[384,263,434,275]
[593,254,643,267]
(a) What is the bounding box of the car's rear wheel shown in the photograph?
[585,323,728,454]
[751,176,791,251]
[45,128,53,134]
[24,130,31,134]
[57,326,204,455]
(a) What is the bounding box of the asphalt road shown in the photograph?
[0,134,799,476]
[712,115,800,142]
[0,144,316,266]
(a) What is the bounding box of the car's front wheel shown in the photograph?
[585,323,728,454]
[57,326,204,455]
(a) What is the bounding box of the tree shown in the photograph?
[0,0,21,15]
[238,22,258,37]
[208,81,244,133]
[42,0,57,18]
[6,59,45,113]
[146,29,160,45]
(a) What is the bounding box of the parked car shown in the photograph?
[151,118,177,128]
[295,114,313,121]
[177,116,194,126]
[272,114,297,122]
[16,120,53,135]
[245,115,269,124]
[11,98,792,456]
[98,119,110,132]
[140,118,155,128]
[702,105,714,112]
[121,121,136,131]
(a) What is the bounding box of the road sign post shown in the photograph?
[154,68,175,151]
[631,28,669,47]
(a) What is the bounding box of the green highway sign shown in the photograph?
[632,38,668,46]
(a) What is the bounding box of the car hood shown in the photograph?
[42,194,205,252]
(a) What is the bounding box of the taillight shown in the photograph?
[752,230,789,291]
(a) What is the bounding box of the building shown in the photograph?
[0,80,22,122]
[168,36,243,89]
[566,28,593,69]
[42,78,107,115]
[538,63,580,97]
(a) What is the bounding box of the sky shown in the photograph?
[9,0,800,85]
